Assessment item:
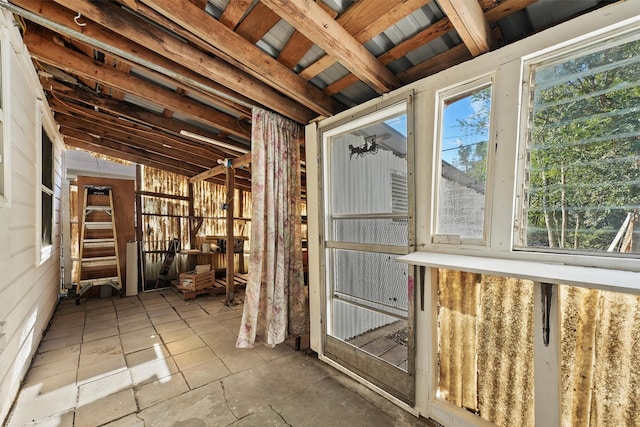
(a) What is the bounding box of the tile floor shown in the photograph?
[5,289,431,426]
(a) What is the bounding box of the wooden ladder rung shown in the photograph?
[85,205,112,212]
[81,256,117,267]
[83,238,116,248]
[84,222,115,229]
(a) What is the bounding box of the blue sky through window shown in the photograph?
[441,88,491,166]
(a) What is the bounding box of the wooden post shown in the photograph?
[135,165,144,243]
[225,167,235,305]
[188,182,196,248]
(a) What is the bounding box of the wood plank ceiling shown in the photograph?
[4,0,616,188]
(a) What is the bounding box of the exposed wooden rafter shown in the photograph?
[436,0,495,56]
[261,0,401,94]
[0,0,609,187]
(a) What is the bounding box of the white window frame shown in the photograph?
[432,76,496,246]
[37,101,55,263]
[513,26,640,261]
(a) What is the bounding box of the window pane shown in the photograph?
[327,107,408,246]
[331,248,409,370]
[41,192,52,246]
[437,86,491,241]
[519,36,640,254]
[42,128,53,190]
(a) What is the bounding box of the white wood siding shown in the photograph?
[0,9,63,423]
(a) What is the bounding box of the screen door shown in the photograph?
[321,96,415,404]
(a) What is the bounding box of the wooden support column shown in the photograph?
[188,182,196,248]
[135,165,144,243]
[226,166,236,305]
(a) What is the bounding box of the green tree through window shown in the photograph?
[521,35,640,253]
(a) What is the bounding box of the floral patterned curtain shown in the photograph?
[236,107,308,348]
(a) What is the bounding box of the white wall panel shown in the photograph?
[0,9,62,423]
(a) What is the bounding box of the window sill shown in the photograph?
[397,251,640,293]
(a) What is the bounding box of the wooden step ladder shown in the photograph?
[76,186,121,303]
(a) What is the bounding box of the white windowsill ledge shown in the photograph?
[397,251,640,294]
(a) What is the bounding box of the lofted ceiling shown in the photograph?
[3,0,618,189]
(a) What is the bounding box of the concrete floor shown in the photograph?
[5,289,432,426]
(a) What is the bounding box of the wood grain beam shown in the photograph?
[62,128,206,175]
[219,0,253,29]
[42,78,249,150]
[56,114,219,169]
[63,125,252,190]
[484,0,537,23]
[325,18,454,95]
[66,141,195,178]
[25,30,250,139]
[139,0,340,118]
[50,101,230,161]
[296,0,429,81]
[397,43,473,83]
[189,153,252,183]
[50,0,317,123]
[235,2,280,43]
[13,0,253,119]
[436,0,495,56]
[277,1,337,69]
[261,0,400,94]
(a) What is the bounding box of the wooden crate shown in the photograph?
[178,270,215,291]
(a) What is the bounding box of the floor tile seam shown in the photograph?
[22,362,80,386]
[173,349,221,372]
[8,402,77,427]
[129,357,178,386]
[133,370,189,411]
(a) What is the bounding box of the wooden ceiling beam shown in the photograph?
[56,115,220,169]
[25,30,251,139]
[42,78,250,150]
[63,124,254,192]
[277,1,338,70]
[49,0,317,123]
[235,2,280,44]
[325,17,454,95]
[65,142,196,178]
[50,102,230,161]
[62,128,206,175]
[189,152,252,183]
[436,0,495,56]
[324,0,530,94]
[219,0,253,30]
[12,0,252,119]
[188,0,208,9]
[67,135,253,190]
[139,0,340,118]
[397,43,473,83]
[484,0,537,23]
[296,0,429,82]
[261,0,400,94]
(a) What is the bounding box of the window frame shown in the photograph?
[432,75,496,247]
[513,26,640,260]
[37,102,56,263]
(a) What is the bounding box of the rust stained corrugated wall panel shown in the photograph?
[437,269,481,411]
[561,286,640,427]
[438,269,534,426]
[140,167,251,280]
[477,275,534,427]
